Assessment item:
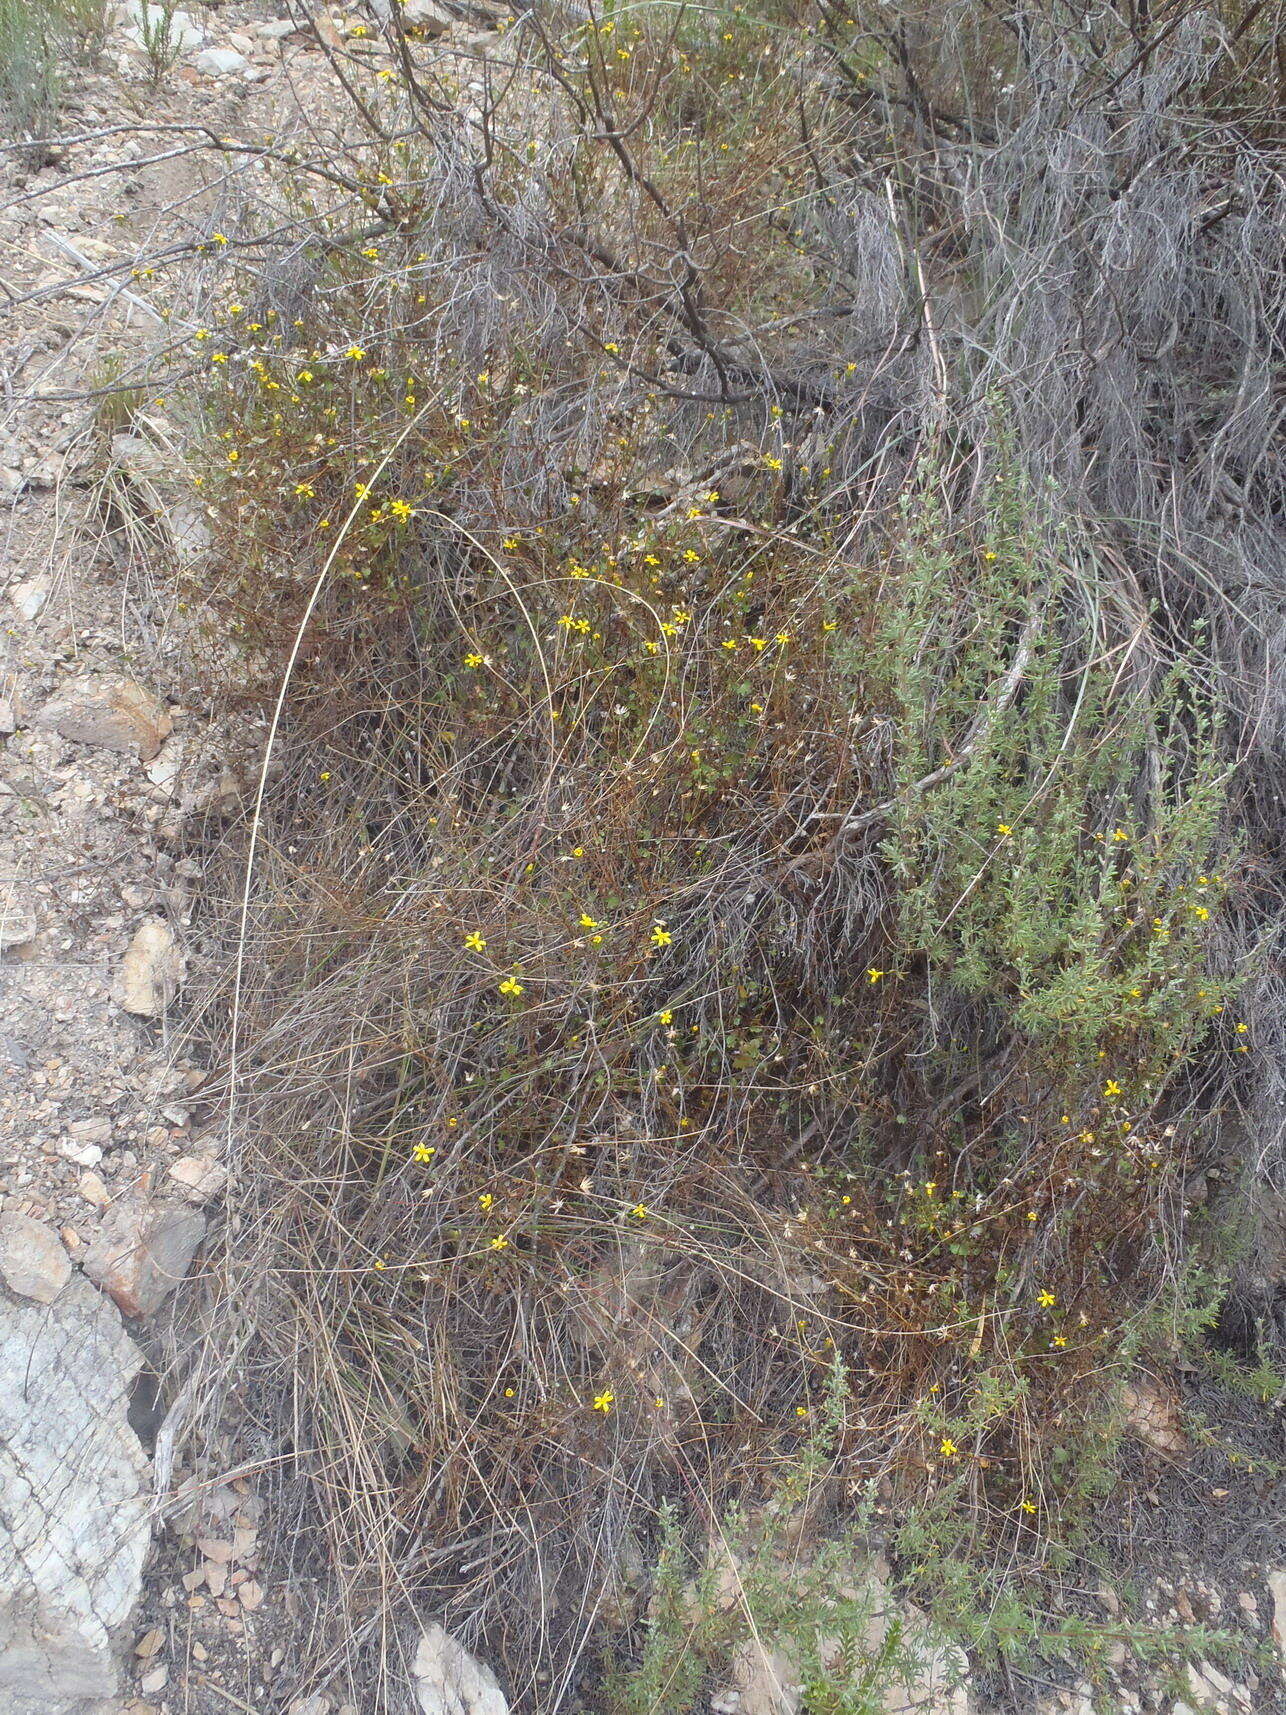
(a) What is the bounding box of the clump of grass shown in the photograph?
[0,0,63,145]
[0,0,113,145]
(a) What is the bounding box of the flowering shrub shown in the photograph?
[163,0,1276,1701]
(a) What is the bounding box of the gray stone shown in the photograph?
[0,1274,149,1710]
[193,46,249,74]
[112,920,182,1018]
[0,1213,71,1304]
[122,0,204,51]
[167,1157,227,1204]
[401,0,454,33]
[7,577,48,622]
[81,1197,205,1319]
[412,1625,509,1715]
[35,680,171,762]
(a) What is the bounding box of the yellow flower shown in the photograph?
[1020,1499,1036,1515]
[412,1143,436,1162]
[346,345,366,360]
[464,653,484,668]
[465,931,486,951]
[1112,827,1128,841]
[1103,1079,1122,1098]
[504,1387,515,1398]
[940,1438,959,1458]
[1037,1290,1056,1308]
[479,1192,494,1211]
[498,976,524,997]
[489,1234,509,1250]
[650,924,672,948]
[658,1009,673,1025]
[294,481,315,498]
[578,913,599,929]
[592,1389,614,1413]
[867,968,884,984]
[389,499,414,521]
[630,1204,648,1219]
[571,846,584,858]
[996,823,1012,837]
[1051,1335,1068,1347]
[212,231,228,245]
[503,537,520,551]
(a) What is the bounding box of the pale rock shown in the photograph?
[58,1135,104,1168]
[113,920,183,1017]
[196,1538,234,1565]
[0,899,36,950]
[35,679,172,761]
[412,1624,509,1715]
[0,697,15,734]
[122,0,204,51]
[79,1170,112,1210]
[1120,1378,1188,1455]
[1185,1660,1249,1710]
[81,1195,206,1318]
[8,576,49,621]
[193,46,249,74]
[168,1156,227,1203]
[139,1663,168,1694]
[0,1211,71,1303]
[258,17,298,37]
[1268,1568,1286,1652]
[144,736,186,794]
[0,1273,150,1708]
[69,1116,113,1146]
[401,0,454,32]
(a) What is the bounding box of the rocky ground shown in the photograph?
[1,6,1285,1715]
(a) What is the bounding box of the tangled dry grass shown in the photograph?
[67,0,1280,1704]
